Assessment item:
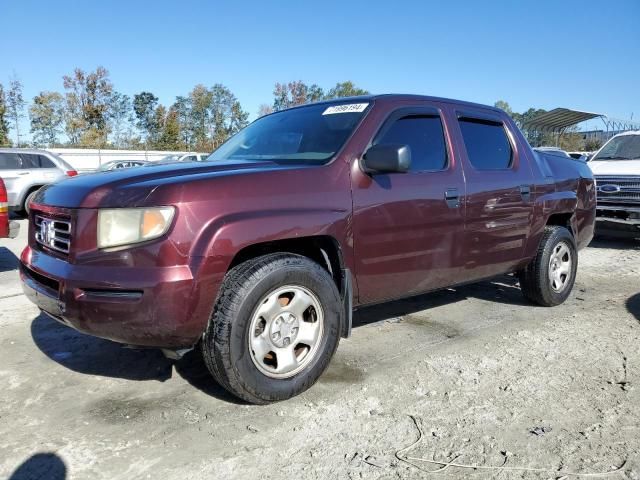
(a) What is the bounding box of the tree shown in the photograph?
[257,104,273,117]
[29,91,65,147]
[189,84,213,149]
[133,91,159,144]
[207,84,249,149]
[172,95,193,149]
[325,81,369,99]
[0,84,9,146]
[153,105,181,150]
[6,75,26,145]
[62,67,113,145]
[494,100,514,116]
[272,81,329,111]
[108,92,133,148]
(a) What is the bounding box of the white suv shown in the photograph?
[0,148,78,213]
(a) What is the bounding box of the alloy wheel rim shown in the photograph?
[548,242,572,293]
[248,285,324,379]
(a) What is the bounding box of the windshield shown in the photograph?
[592,135,640,161]
[205,101,370,165]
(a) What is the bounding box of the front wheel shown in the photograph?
[202,253,342,404]
[519,226,578,306]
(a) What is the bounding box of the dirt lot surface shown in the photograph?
[1,218,639,479]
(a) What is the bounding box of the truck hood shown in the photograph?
[589,159,640,176]
[35,159,296,208]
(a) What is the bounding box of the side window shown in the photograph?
[376,116,447,171]
[38,155,56,168]
[458,118,513,170]
[19,154,56,168]
[19,154,40,169]
[0,153,22,169]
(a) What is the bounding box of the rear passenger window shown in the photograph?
[19,154,55,168]
[459,118,513,170]
[38,155,56,168]
[0,153,22,169]
[376,116,447,171]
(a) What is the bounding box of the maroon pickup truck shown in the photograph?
[20,95,596,403]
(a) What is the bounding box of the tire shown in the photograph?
[23,189,39,215]
[519,226,578,307]
[202,253,342,404]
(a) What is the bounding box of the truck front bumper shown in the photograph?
[20,245,204,348]
[595,205,640,237]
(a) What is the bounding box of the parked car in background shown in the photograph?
[534,146,572,158]
[568,151,590,162]
[0,148,78,213]
[20,95,595,404]
[156,153,209,163]
[588,131,640,237]
[0,178,19,238]
[99,160,149,171]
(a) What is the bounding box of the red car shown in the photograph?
[0,178,19,238]
[20,95,596,403]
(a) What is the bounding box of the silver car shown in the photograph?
[0,148,77,212]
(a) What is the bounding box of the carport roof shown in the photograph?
[522,108,604,132]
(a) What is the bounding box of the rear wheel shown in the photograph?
[23,189,39,215]
[519,226,578,306]
[202,253,342,404]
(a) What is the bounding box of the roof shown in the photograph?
[522,108,604,132]
[286,93,503,114]
[0,147,52,154]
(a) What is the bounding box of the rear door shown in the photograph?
[352,104,467,304]
[452,109,535,281]
[20,153,61,184]
[0,152,29,207]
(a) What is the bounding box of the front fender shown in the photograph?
[184,208,352,339]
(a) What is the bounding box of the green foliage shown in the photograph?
[257,104,274,118]
[6,75,26,145]
[585,137,602,151]
[209,84,247,149]
[325,81,369,99]
[172,96,192,149]
[108,92,134,148]
[29,91,65,147]
[189,84,213,149]
[493,100,513,116]
[0,84,9,146]
[272,80,369,111]
[154,105,181,150]
[62,67,113,146]
[133,91,159,144]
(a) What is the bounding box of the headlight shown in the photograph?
[97,207,175,249]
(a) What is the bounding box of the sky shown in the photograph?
[2,0,639,141]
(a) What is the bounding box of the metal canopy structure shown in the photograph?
[522,108,604,133]
[522,108,640,147]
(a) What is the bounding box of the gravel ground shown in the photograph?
[1,218,639,480]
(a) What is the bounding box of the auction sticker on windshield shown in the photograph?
[322,103,369,115]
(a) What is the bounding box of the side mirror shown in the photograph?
[362,144,411,174]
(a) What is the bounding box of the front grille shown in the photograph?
[595,175,640,204]
[35,215,72,254]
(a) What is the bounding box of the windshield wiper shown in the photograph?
[595,155,634,160]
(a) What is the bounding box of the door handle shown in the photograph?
[18,172,30,176]
[444,188,460,209]
[519,184,531,202]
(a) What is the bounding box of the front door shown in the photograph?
[352,104,466,305]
